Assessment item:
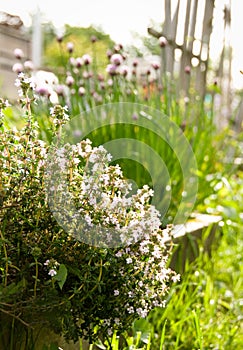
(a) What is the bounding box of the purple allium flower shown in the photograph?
[56,35,63,43]
[107,78,113,86]
[82,54,92,65]
[78,86,86,96]
[151,61,160,70]
[110,53,123,66]
[106,64,117,76]
[76,57,83,68]
[55,84,65,96]
[12,63,23,74]
[97,73,104,81]
[92,92,102,103]
[120,65,129,76]
[114,43,123,52]
[82,71,89,79]
[132,59,138,68]
[24,60,34,71]
[36,85,50,96]
[106,49,113,59]
[14,48,24,59]
[159,36,168,47]
[66,42,74,53]
[99,82,105,90]
[65,75,75,87]
[69,57,76,66]
[91,35,97,43]
[184,65,191,74]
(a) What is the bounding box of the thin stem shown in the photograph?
[33,258,38,297]
[0,308,32,328]
[0,228,8,287]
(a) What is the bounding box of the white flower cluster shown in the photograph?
[47,139,172,247]
[45,139,180,335]
[44,258,60,277]
[50,105,69,126]
[15,72,36,98]
[0,98,11,118]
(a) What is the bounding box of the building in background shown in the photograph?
[0,11,32,100]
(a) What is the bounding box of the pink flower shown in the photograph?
[24,60,34,71]
[56,35,63,43]
[55,84,65,96]
[120,65,129,76]
[110,53,123,66]
[184,65,191,74]
[78,86,86,96]
[36,86,50,96]
[82,54,92,65]
[76,57,83,68]
[14,48,24,59]
[12,63,23,73]
[132,59,138,67]
[91,35,97,43]
[65,75,75,86]
[159,36,168,47]
[66,42,74,53]
[151,61,160,70]
[106,64,117,76]
[106,49,113,59]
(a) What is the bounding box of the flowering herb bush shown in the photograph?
[0,74,180,347]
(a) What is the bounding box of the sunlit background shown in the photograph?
[1,0,243,88]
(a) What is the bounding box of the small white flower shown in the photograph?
[171,274,180,283]
[114,289,119,296]
[115,251,123,258]
[44,259,50,266]
[138,281,143,287]
[127,306,134,314]
[107,328,113,336]
[48,269,57,277]
[126,257,132,264]
[114,317,120,325]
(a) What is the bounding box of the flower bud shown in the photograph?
[184,65,191,74]
[159,36,168,48]
[14,48,24,59]
[66,42,74,54]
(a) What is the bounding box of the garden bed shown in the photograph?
[169,213,222,273]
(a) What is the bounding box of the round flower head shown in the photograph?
[56,35,63,43]
[132,59,138,67]
[66,42,74,53]
[12,63,24,74]
[14,48,24,59]
[76,57,83,68]
[82,54,92,65]
[24,60,34,71]
[152,61,160,70]
[110,53,123,66]
[184,65,191,74]
[106,64,117,76]
[65,75,75,87]
[159,36,168,47]
[78,86,86,96]
[91,35,97,43]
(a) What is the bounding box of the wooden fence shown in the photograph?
[148,0,232,123]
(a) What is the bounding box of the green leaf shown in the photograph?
[55,264,67,290]
[94,338,106,349]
